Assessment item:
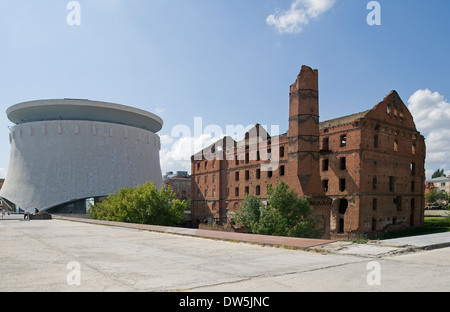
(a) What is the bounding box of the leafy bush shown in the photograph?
[235,181,320,238]
[88,182,187,226]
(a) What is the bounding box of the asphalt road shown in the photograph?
[0,217,449,293]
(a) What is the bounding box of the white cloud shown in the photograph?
[155,108,165,114]
[266,0,336,34]
[159,133,219,174]
[408,89,450,178]
[408,89,450,132]
[0,168,6,179]
[159,134,174,145]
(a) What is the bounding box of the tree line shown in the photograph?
[88,180,320,239]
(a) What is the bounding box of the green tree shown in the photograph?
[234,194,264,233]
[235,181,320,238]
[432,169,446,178]
[425,188,438,204]
[438,190,449,202]
[88,182,187,226]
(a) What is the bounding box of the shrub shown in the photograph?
[235,181,320,238]
[88,182,187,226]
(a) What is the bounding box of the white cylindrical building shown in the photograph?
[0,99,164,213]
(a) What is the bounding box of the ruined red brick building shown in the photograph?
[190,65,426,238]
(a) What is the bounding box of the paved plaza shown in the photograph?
[0,216,449,292]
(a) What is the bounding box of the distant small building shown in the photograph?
[425,176,450,195]
[164,171,191,201]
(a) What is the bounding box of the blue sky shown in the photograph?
[0,0,449,178]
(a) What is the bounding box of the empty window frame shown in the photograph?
[322,180,329,193]
[340,134,347,147]
[322,159,329,171]
[339,178,346,192]
[340,157,346,170]
[410,162,416,176]
[389,176,396,192]
[394,196,402,211]
[323,137,329,150]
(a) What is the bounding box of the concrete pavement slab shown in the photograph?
[52,215,335,249]
[383,232,450,250]
[1,218,449,292]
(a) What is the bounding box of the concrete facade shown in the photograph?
[190,66,426,238]
[0,179,4,210]
[0,99,164,212]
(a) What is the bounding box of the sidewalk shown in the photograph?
[51,215,450,256]
[52,215,334,249]
[383,232,450,250]
[1,216,449,292]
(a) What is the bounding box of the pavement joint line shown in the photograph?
[181,258,369,292]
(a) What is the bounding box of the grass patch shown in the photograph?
[370,216,450,240]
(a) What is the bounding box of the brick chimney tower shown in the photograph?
[287,65,324,196]
[286,65,331,238]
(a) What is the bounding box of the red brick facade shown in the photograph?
[319,90,426,237]
[190,66,426,239]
